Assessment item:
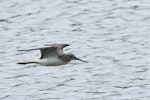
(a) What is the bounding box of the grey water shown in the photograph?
[0,0,149,100]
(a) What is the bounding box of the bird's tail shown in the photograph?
[17,61,37,65]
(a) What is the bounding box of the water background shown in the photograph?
[0,0,150,100]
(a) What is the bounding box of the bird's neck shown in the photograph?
[58,54,71,62]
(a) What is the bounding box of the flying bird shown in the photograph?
[17,43,87,66]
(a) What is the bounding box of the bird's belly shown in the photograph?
[38,58,67,66]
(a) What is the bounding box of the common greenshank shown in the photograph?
[17,44,87,66]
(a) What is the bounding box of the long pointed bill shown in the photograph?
[74,57,88,63]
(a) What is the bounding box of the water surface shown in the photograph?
[0,0,149,99]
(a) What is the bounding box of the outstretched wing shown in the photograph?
[18,44,69,59]
[45,43,69,54]
[18,47,59,59]
[39,47,58,59]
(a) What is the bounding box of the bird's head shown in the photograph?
[67,53,88,63]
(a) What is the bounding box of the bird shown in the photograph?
[17,43,87,66]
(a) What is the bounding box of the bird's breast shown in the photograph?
[38,57,67,66]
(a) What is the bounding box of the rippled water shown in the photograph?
[0,0,150,100]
